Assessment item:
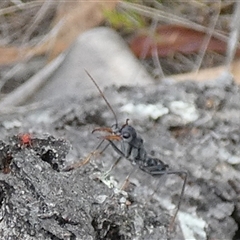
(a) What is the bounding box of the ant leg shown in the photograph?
[87,140,122,178]
[103,140,138,189]
[99,142,110,154]
[168,171,187,231]
[64,139,107,171]
[106,140,140,192]
[107,140,126,158]
[101,156,122,180]
[141,166,188,231]
[100,139,127,178]
[120,168,138,191]
[86,140,123,180]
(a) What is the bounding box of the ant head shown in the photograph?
[120,125,137,143]
[111,119,130,135]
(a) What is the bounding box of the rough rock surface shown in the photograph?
[0,74,239,239]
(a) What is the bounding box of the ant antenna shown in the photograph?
[120,118,130,132]
[84,69,118,126]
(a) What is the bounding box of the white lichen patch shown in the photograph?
[2,119,22,129]
[178,212,207,240]
[227,155,240,165]
[94,194,108,204]
[169,101,199,123]
[120,102,169,120]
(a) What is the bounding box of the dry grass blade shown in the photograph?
[119,1,229,44]
[0,1,118,65]
[0,1,45,16]
[194,0,221,72]
[21,0,56,45]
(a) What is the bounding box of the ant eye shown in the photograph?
[122,132,130,139]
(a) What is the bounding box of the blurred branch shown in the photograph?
[0,52,66,110]
[225,1,240,70]
[0,1,45,16]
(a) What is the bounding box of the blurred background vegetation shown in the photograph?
[0,0,239,91]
